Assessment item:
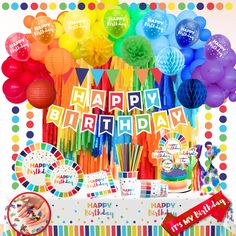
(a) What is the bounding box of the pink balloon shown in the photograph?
[5,33,30,61]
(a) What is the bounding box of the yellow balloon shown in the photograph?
[59,33,78,52]
[92,21,108,37]
[72,45,81,60]
[54,21,64,38]
[63,10,90,42]
[57,11,68,25]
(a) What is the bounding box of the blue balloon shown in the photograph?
[181,48,194,65]
[190,59,205,73]
[136,20,145,36]
[177,10,197,23]
[181,66,192,80]
[156,47,185,76]
[168,32,181,49]
[194,16,206,29]
[200,29,212,41]
[150,36,169,55]
[164,14,177,35]
[143,10,169,40]
[191,39,205,49]
[175,19,200,48]
[194,48,205,60]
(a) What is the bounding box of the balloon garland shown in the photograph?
[2,5,236,178]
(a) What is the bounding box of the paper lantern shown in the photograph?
[45,48,74,75]
[26,79,56,109]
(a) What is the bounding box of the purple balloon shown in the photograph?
[205,34,231,60]
[229,91,236,102]
[217,67,236,90]
[219,49,236,68]
[205,85,225,108]
[200,60,225,83]
[192,66,208,86]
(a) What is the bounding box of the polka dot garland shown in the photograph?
[25,102,34,147]
[1,2,234,10]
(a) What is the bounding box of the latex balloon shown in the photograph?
[217,67,236,90]
[181,66,191,80]
[156,47,185,76]
[31,16,56,44]
[143,10,169,40]
[30,41,48,61]
[181,48,194,65]
[1,57,23,79]
[17,71,34,87]
[5,90,27,104]
[2,79,25,97]
[63,10,90,42]
[168,32,181,49]
[194,48,205,60]
[5,33,30,62]
[190,58,205,73]
[150,36,169,56]
[104,7,130,39]
[48,39,59,49]
[59,33,78,52]
[192,66,208,86]
[33,71,55,86]
[200,60,224,84]
[54,21,64,38]
[194,16,206,29]
[135,20,145,36]
[23,15,35,29]
[23,58,42,72]
[191,39,205,50]
[26,79,56,109]
[219,49,236,68]
[177,10,197,23]
[164,14,176,35]
[200,29,211,41]
[205,85,225,108]
[71,46,81,60]
[229,91,236,102]
[205,34,231,60]
[113,39,123,57]
[175,19,200,48]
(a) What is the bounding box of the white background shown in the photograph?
[0,0,236,225]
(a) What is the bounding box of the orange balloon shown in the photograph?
[45,48,74,75]
[31,16,55,45]
[25,33,35,43]
[49,39,59,49]
[30,41,48,61]
[36,12,47,17]
[24,15,35,28]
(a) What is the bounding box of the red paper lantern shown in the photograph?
[26,79,56,109]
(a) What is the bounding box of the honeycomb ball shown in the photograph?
[156,47,185,76]
[177,79,207,109]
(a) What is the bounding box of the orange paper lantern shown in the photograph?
[44,48,74,75]
[26,79,56,109]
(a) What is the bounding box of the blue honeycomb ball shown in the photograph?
[177,79,207,109]
[156,47,185,76]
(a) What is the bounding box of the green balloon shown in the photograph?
[127,7,149,25]
[113,39,123,57]
[104,7,130,39]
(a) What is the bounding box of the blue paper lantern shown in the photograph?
[156,47,185,76]
[177,79,207,109]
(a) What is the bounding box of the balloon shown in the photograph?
[63,10,90,42]
[71,46,81,60]
[2,79,25,97]
[190,58,205,73]
[135,20,145,36]
[5,90,27,104]
[177,79,207,109]
[200,60,224,84]
[191,39,205,49]
[23,58,47,73]
[36,12,47,17]
[164,14,176,35]
[177,10,197,23]
[25,33,35,43]
[200,29,211,41]
[217,67,236,90]
[128,6,149,25]
[54,21,64,38]
[23,15,35,28]
[181,66,191,80]
[5,33,30,61]
[194,16,206,29]
[192,66,208,86]
[92,21,108,37]
[104,7,130,39]
[150,36,169,55]
[194,48,205,60]
[168,32,181,49]
[219,49,236,68]
[26,79,56,109]
[205,34,231,60]
[181,48,194,65]
[17,71,34,87]
[175,19,200,48]
[59,33,78,52]
[48,39,59,49]
[205,85,225,108]
[229,91,236,102]
[113,39,123,57]
[156,47,185,76]
[142,10,169,40]
[57,11,68,25]
[33,71,55,86]
[30,41,48,61]
[1,57,23,79]
[45,48,74,75]
[31,16,56,44]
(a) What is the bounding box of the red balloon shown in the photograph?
[5,90,27,104]
[2,79,25,97]
[1,57,23,79]
[17,71,34,87]
[33,72,55,86]
[26,79,56,109]
[23,58,42,72]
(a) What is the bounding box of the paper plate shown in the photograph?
[15,143,64,192]
[45,159,84,198]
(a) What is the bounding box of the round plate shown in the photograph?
[15,143,64,192]
[45,159,84,198]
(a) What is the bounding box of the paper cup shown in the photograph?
[119,171,138,197]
